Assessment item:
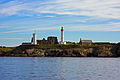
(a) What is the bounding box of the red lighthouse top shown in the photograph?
[61,27,64,31]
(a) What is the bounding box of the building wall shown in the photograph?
[79,39,92,45]
[47,37,58,44]
[37,37,58,45]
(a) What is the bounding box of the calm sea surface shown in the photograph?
[0,57,120,80]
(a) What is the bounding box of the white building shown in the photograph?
[33,33,37,45]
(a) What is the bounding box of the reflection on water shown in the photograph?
[0,57,120,80]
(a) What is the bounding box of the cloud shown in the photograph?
[42,0,120,19]
[0,38,24,40]
[0,22,120,33]
[0,0,120,31]
[65,22,120,31]
[44,15,56,18]
[0,27,59,33]
[0,42,21,47]
[0,0,120,19]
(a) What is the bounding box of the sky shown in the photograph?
[0,0,120,47]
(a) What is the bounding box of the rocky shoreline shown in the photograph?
[0,43,120,57]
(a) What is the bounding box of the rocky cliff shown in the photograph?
[0,43,119,57]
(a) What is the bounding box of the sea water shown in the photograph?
[0,57,120,80]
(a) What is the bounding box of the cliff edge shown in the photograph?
[0,43,120,57]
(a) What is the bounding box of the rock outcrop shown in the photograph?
[1,44,120,57]
[111,43,120,57]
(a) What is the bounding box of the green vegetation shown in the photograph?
[0,44,114,51]
[0,47,15,55]
[0,47,15,52]
[16,44,114,50]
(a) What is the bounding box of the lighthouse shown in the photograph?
[60,26,66,44]
[61,27,64,42]
[33,33,37,45]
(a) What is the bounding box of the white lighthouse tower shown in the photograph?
[60,26,66,44]
[33,33,37,45]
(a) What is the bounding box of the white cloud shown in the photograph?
[0,0,120,19]
[0,0,120,31]
[0,38,24,40]
[35,0,120,19]
[66,22,120,31]
[44,15,56,18]
[0,27,59,33]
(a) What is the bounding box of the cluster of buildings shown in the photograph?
[22,26,92,45]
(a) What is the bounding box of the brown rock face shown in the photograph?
[1,44,120,57]
[0,51,4,56]
[111,43,120,57]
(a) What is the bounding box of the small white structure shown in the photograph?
[33,33,37,45]
[59,26,66,44]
